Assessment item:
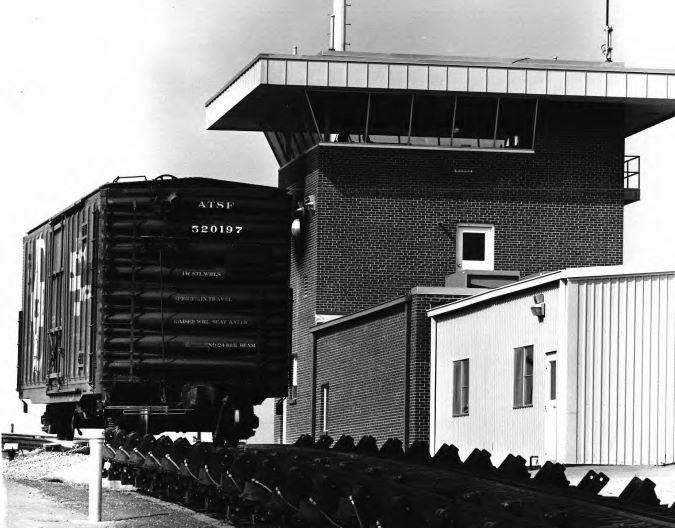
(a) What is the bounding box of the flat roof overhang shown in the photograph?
[206,52,675,137]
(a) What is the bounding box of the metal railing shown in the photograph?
[624,155,640,190]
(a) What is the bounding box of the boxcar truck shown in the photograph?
[17,176,292,445]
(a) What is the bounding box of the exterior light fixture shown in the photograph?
[530,304,545,318]
[291,218,302,238]
[531,293,545,319]
[304,195,316,214]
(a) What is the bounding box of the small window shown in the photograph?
[514,346,534,408]
[462,232,486,261]
[456,224,494,271]
[321,383,329,433]
[289,356,298,402]
[452,359,470,416]
[549,360,557,400]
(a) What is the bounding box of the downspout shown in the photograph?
[403,295,412,448]
[311,332,317,439]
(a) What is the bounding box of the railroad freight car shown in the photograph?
[17,175,291,444]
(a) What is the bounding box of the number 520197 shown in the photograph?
[191,225,243,234]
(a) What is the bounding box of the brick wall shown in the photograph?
[276,100,625,443]
[303,292,464,447]
[315,101,624,315]
[314,302,408,443]
[408,294,464,443]
[282,149,321,443]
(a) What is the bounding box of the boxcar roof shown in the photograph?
[25,176,284,235]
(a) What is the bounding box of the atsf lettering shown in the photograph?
[197,200,235,210]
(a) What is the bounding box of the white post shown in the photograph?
[332,0,347,51]
[87,429,105,522]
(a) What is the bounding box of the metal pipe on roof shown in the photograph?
[331,0,347,52]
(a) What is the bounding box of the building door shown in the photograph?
[544,352,557,462]
[456,224,494,270]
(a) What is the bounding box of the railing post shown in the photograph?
[86,429,105,522]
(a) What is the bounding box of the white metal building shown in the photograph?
[429,266,675,466]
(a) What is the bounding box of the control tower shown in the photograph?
[207,49,675,443]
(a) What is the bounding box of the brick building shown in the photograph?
[206,51,675,446]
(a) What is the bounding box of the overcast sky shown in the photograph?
[1,1,673,433]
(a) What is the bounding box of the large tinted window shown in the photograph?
[308,91,369,143]
[410,95,454,146]
[277,91,540,166]
[368,93,413,144]
[496,98,537,149]
[453,96,498,148]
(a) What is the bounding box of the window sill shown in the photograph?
[320,142,535,154]
[513,404,533,409]
[452,413,470,418]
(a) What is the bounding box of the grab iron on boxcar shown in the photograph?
[17,175,291,445]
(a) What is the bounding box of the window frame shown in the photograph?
[513,345,534,409]
[549,359,557,400]
[320,383,329,433]
[267,91,540,168]
[289,355,298,404]
[452,358,470,417]
[456,223,495,271]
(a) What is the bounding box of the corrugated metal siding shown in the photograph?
[19,197,99,399]
[574,274,675,465]
[432,285,558,463]
[21,231,47,388]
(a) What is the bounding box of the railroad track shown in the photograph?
[102,431,675,527]
[1,433,87,451]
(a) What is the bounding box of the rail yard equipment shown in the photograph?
[101,431,675,527]
[17,175,292,444]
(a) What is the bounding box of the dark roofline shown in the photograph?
[25,176,284,235]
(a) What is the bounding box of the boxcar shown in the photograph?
[17,175,291,443]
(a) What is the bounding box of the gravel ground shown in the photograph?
[2,450,229,527]
[2,449,88,481]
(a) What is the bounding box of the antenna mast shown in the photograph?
[329,0,350,51]
[601,0,613,62]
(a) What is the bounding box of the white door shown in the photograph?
[456,224,494,270]
[544,352,557,462]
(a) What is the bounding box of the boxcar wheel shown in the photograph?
[56,411,75,441]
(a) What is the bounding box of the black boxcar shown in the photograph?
[17,175,291,443]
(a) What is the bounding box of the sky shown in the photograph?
[0,0,673,434]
